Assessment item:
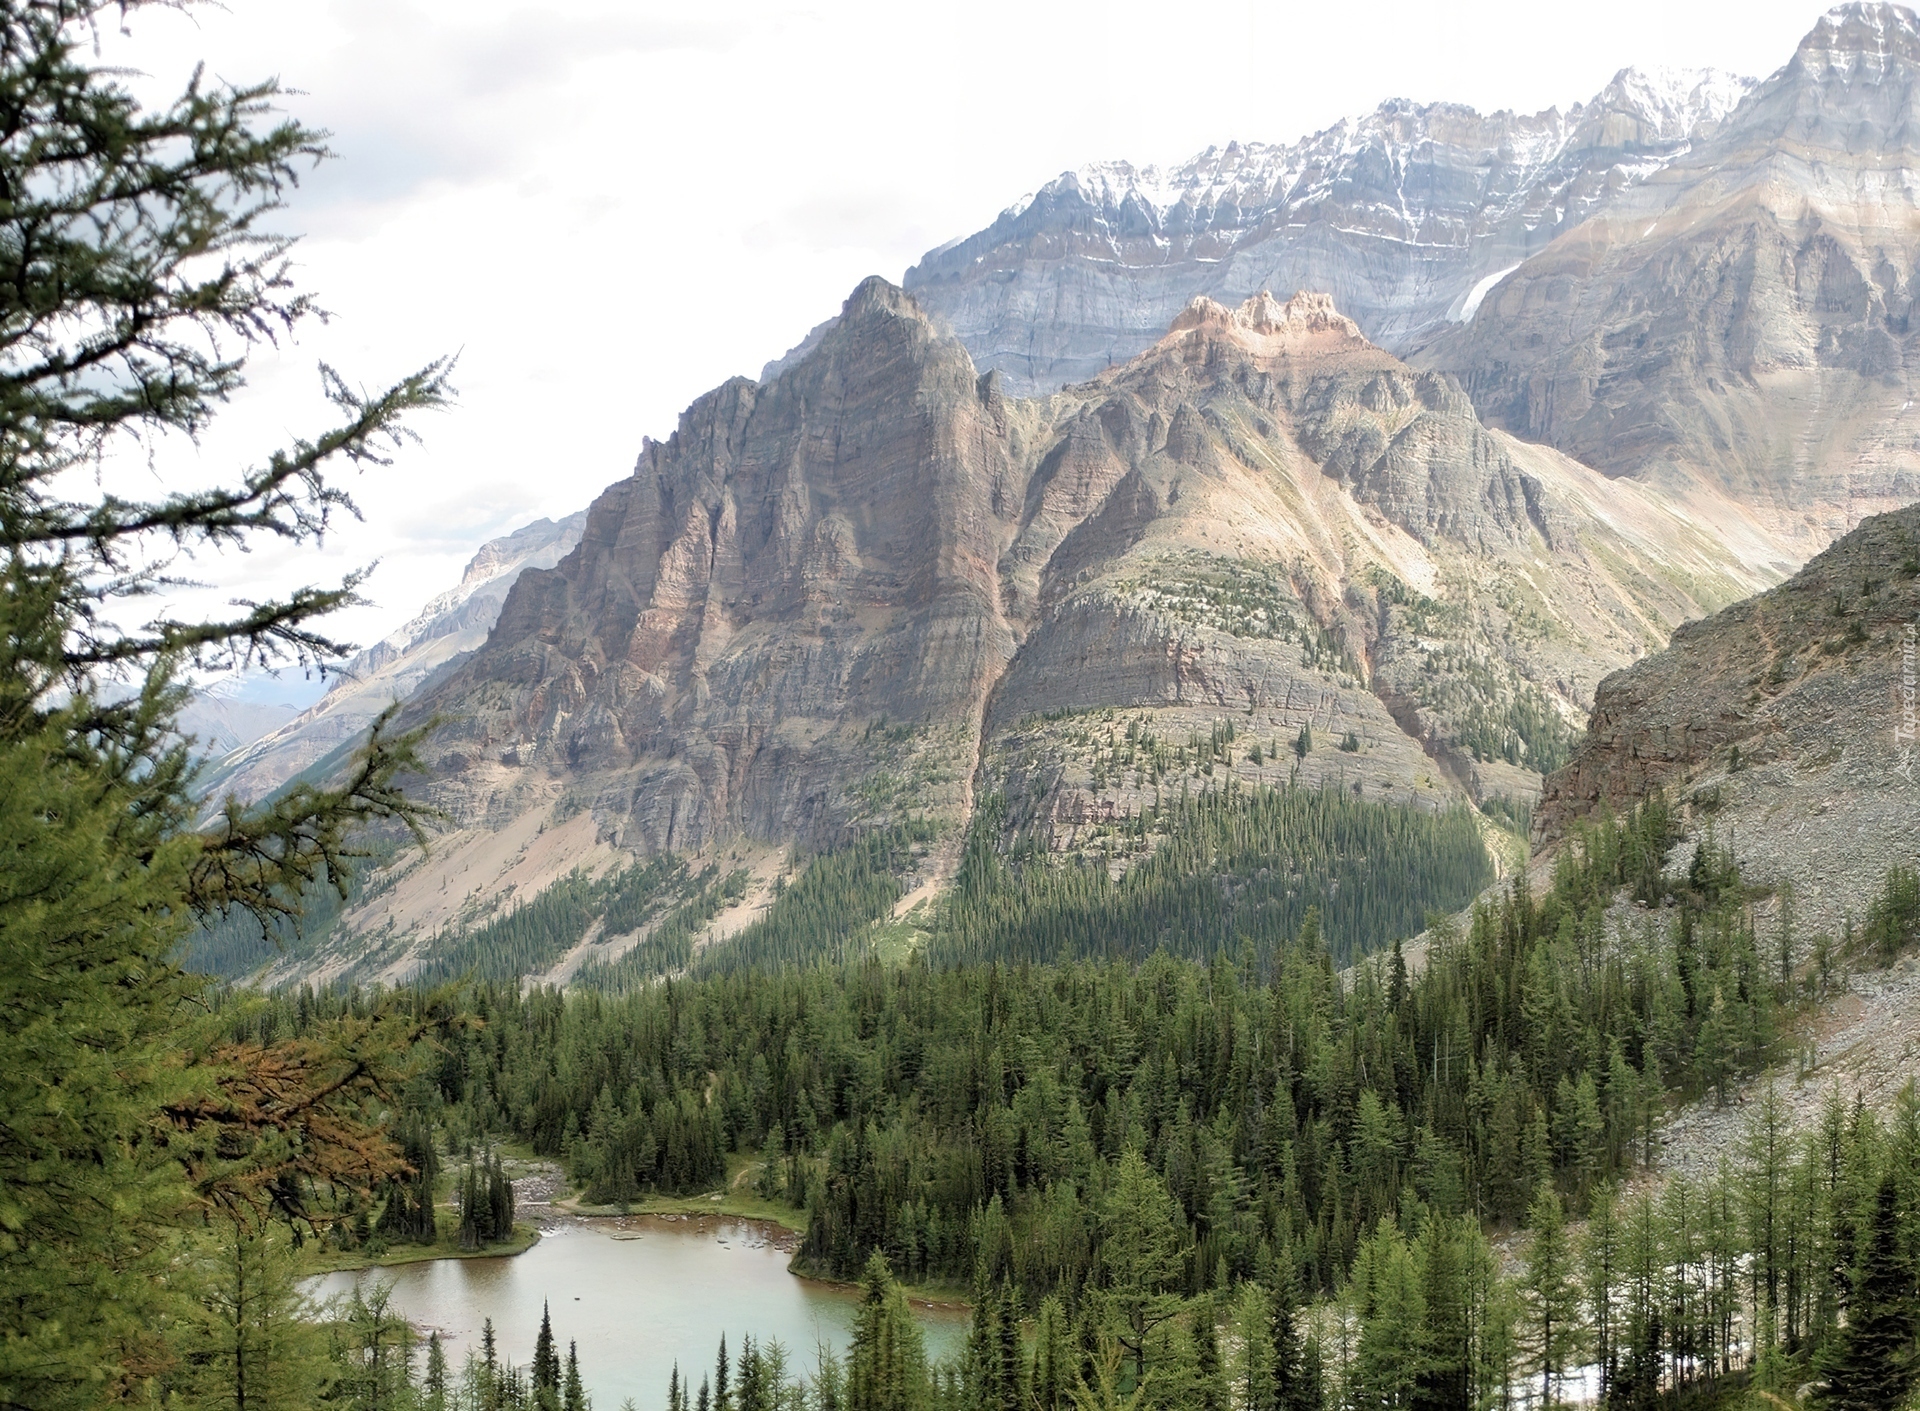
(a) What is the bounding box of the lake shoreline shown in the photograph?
[306,1212,972,1407]
[315,1207,971,1312]
[299,1222,541,1277]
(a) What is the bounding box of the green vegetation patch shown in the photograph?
[415,856,688,984]
[1123,559,1302,640]
[932,782,1494,968]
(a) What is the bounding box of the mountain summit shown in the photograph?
[286,277,1781,982]
[904,66,1754,394]
[905,7,1920,558]
[1426,2,1920,551]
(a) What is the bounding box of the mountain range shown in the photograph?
[207,3,1920,985]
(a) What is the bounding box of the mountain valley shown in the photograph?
[198,5,1920,1011]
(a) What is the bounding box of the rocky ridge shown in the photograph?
[904,67,1753,394]
[1421,3,1920,553]
[900,5,1920,557]
[362,278,1778,979]
[1539,503,1920,935]
[203,511,586,804]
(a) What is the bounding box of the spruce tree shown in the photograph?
[847,1252,929,1411]
[1192,1297,1225,1411]
[1270,1269,1315,1411]
[564,1343,587,1411]
[427,1333,451,1411]
[995,1285,1023,1411]
[1818,1176,1917,1411]
[1522,1189,1582,1408]
[534,1302,561,1399]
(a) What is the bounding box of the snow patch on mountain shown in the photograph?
[1451,263,1522,323]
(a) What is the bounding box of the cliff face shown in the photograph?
[413,281,1770,870]
[1422,3,1920,551]
[904,70,1751,395]
[424,279,1026,852]
[1539,505,1920,929]
[895,6,1920,558]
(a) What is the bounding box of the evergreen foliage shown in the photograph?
[456,1152,518,1249]
[695,828,932,976]
[375,1111,443,1244]
[418,859,687,984]
[931,784,1493,969]
[576,866,751,988]
[1861,864,1920,966]
[0,4,451,1400]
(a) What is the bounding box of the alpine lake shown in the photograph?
[308,1213,969,1410]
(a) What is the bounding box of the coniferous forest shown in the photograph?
[211,802,1920,1411]
[10,3,1920,1411]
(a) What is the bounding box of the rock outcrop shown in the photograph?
[203,511,586,803]
[409,281,1771,874]
[1539,504,1920,931]
[896,6,1920,557]
[1423,3,1920,552]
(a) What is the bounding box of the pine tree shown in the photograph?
[1192,1296,1225,1411]
[1032,1296,1071,1411]
[1580,1186,1620,1403]
[427,1333,451,1411]
[1412,1218,1469,1411]
[1351,1219,1424,1411]
[534,1301,561,1405]
[1102,1151,1188,1384]
[847,1252,929,1411]
[177,1219,331,1411]
[1270,1270,1315,1411]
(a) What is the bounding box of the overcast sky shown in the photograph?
[102,0,1839,690]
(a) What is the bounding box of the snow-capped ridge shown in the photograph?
[1792,2,1920,74]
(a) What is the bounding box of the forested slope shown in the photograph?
[237,797,1920,1409]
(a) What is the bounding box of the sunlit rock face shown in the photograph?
[1539,503,1920,936]
[1424,3,1920,553]
[904,6,1920,558]
[413,281,1769,861]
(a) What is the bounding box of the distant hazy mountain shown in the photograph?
[1420,3,1920,552]
[905,67,1753,392]
[176,691,301,760]
[905,4,1920,556]
[200,511,586,804]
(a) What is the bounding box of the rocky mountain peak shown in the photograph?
[1588,65,1754,141]
[906,61,1754,395]
[840,273,928,325]
[1793,3,1920,75]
